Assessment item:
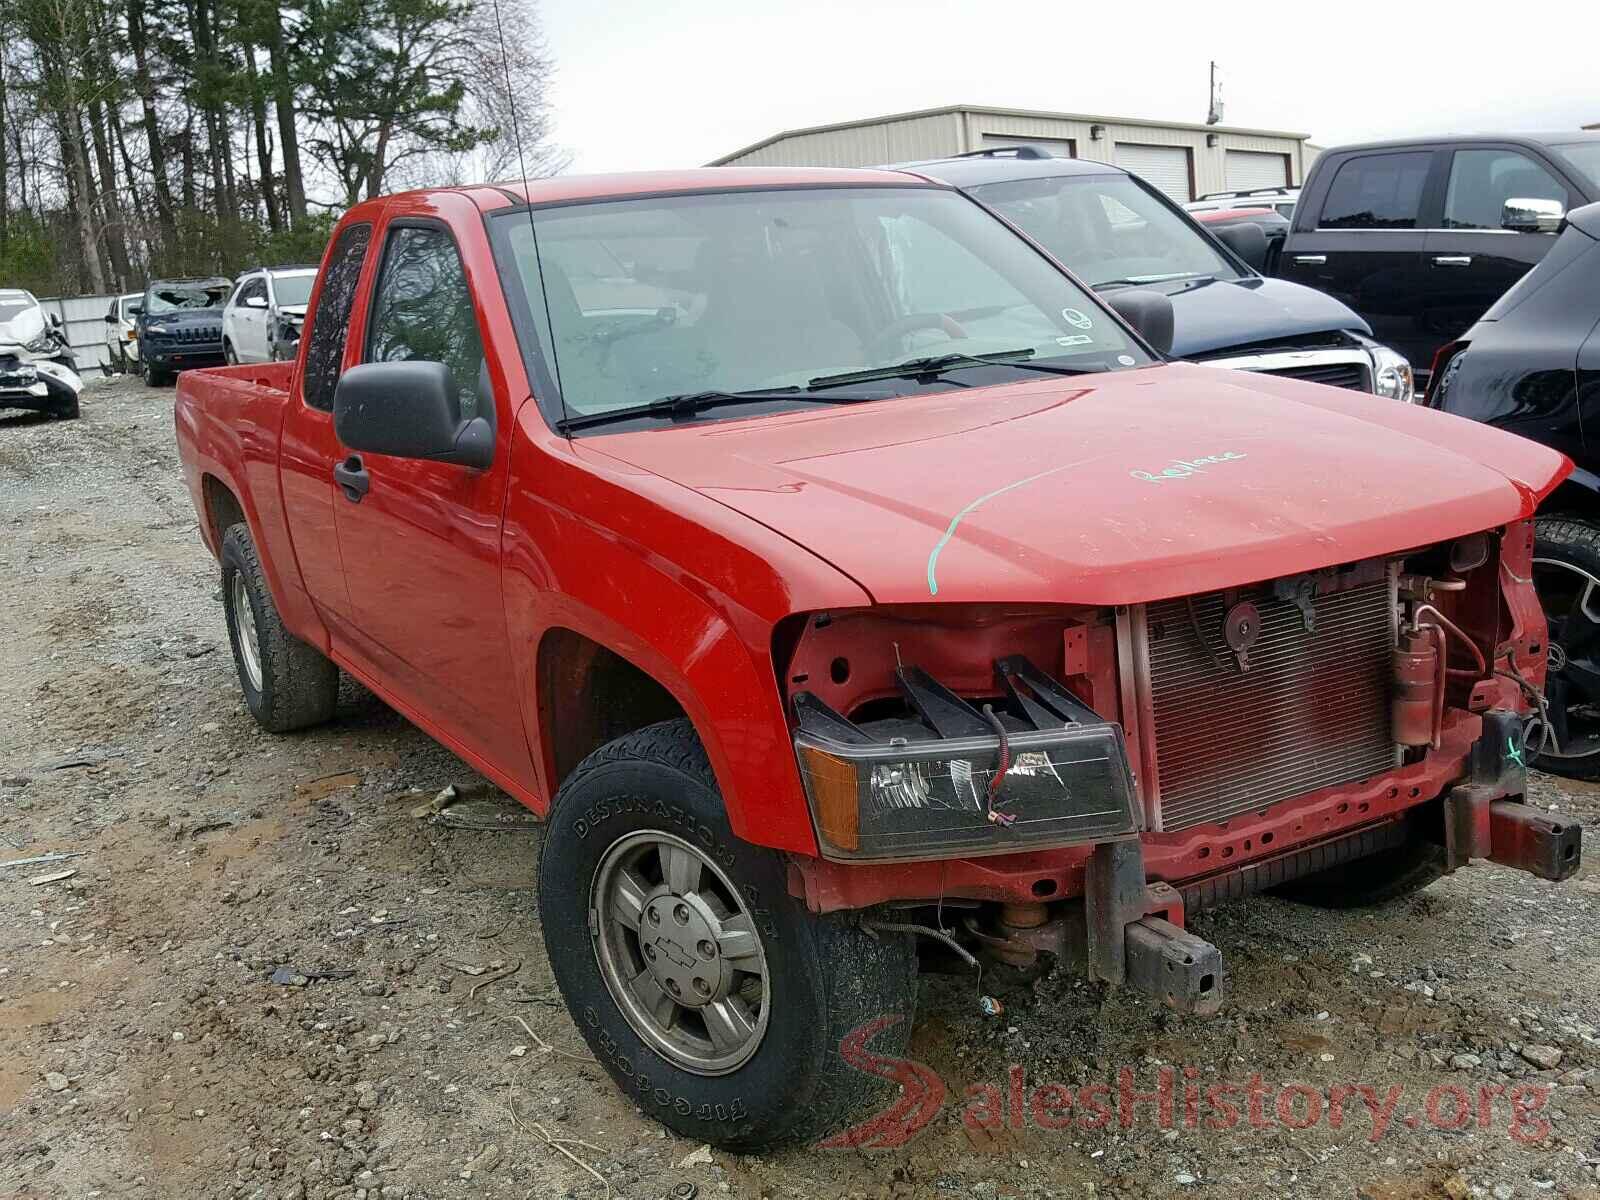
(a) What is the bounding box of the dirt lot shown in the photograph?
[2,374,1599,1200]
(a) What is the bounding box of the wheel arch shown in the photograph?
[518,606,816,856]
[201,472,247,555]
[1539,465,1600,520]
[536,627,691,794]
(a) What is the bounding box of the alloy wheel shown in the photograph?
[590,830,770,1075]
[231,571,264,693]
[1531,555,1600,758]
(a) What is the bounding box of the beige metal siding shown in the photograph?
[716,112,962,168]
[979,132,1076,157]
[712,106,1309,187]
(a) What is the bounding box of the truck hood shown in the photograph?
[1156,276,1372,358]
[591,363,1569,607]
[145,310,224,330]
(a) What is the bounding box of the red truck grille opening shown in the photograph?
[1141,572,1399,832]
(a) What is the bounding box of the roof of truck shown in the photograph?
[406,166,935,213]
[1316,131,1600,155]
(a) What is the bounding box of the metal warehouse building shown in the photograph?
[710,104,1312,203]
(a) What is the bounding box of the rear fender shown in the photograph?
[174,370,328,651]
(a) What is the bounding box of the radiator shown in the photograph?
[1142,570,1400,832]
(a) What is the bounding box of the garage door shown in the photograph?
[979,134,1075,158]
[1116,144,1192,201]
[1225,150,1290,192]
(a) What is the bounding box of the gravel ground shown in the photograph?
[2,374,1599,1200]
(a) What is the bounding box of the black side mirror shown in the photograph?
[1213,222,1270,272]
[1105,289,1175,358]
[333,360,494,470]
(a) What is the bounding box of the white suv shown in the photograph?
[222,266,317,364]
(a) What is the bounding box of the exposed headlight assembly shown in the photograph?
[23,330,54,354]
[1361,338,1415,403]
[791,657,1140,861]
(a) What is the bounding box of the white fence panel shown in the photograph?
[38,292,128,378]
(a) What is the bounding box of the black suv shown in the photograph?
[1426,201,1600,778]
[1276,132,1600,372]
[136,276,231,386]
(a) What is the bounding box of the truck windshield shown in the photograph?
[491,186,1147,426]
[967,173,1246,290]
[1552,142,1600,191]
[146,284,228,314]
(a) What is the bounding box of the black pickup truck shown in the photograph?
[1275,132,1600,373]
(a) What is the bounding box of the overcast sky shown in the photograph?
[536,0,1599,173]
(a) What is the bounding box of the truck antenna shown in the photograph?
[488,0,571,431]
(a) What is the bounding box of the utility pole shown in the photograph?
[1207,61,1224,126]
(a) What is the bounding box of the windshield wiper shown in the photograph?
[555,388,881,433]
[807,349,1108,390]
[1091,273,1213,292]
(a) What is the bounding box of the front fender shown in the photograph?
[501,424,871,855]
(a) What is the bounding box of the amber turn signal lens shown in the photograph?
[796,743,860,852]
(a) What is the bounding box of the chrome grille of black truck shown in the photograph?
[1258,360,1369,391]
[1142,571,1399,832]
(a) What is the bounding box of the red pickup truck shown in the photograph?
[175,167,1582,1149]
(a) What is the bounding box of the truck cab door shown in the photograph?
[1421,146,1576,361]
[1278,149,1439,369]
[329,215,532,780]
[278,221,378,628]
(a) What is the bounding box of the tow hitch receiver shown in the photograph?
[1489,800,1582,881]
[1125,918,1223,1017]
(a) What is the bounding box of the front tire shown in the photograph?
[141,355,169,388]
[539,719,917,1149]
[223,339,238,365]
[220,523,339,732]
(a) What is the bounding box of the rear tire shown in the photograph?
[220,523,339,732]
[539,719,918,1149]
[1271,837,1445,908]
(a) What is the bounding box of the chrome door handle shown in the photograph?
[1433,255,1473,266]
[1292,254,1327,265]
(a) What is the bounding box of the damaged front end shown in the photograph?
[777,520,1582,1017]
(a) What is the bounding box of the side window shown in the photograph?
[239,278,266,306]
[1444,149,1569,231]
[302,223,371,412]
[366,225,487,422]
[1318,152,1433,229]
